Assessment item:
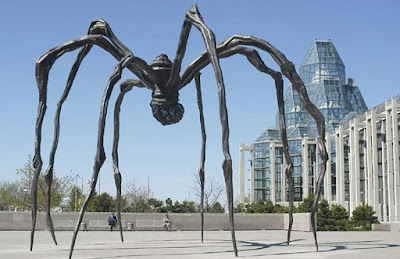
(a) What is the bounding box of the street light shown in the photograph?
[75,174,79,212]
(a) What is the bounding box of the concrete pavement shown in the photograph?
[1,230,399,258]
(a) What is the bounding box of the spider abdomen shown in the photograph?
[150,54,184,125]
[151,100,184,125]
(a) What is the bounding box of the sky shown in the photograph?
[1,0,399,205]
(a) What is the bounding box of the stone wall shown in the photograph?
[372,222,400,231]
[0,212,311,231]
[284,213,312,232]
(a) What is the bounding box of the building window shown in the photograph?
[308,144,316,196]
[275,147,283,202]
[344,137,350,202]
[330,140,337,201]
[359,129,366,203]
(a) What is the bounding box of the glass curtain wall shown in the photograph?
[253,142,271,201]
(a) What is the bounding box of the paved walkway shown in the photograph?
[1,230,399,258]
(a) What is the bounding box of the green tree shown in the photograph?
[351,203,378,231]
[122,180,151,212]
[330,204,349,231]
[0,181,22,211]
[164,198,173,212]
[68,186,84,212]
[12,156,74,211]
[87,192,116,212]
[181,200,197,213]
[297,195,314,213]
[148,198,164,212]
[170,200,197,213]
[241,201,275,213]
[317,199,331,231]
[209,201,225,213]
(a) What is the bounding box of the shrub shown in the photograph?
[317,199,331,231]
[274,204,289,213]
[350,203,378,231]
[329,204,349,231]
[297,195,314,213]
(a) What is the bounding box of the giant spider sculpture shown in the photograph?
[31,4,328,258]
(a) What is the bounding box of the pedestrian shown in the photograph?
[108,212,117,231]
[163,213,172,231]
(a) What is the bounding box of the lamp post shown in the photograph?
[75,174,79,212]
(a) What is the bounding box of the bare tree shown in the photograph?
[193,173,224,212]
[122,180,152,212]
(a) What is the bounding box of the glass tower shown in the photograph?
[252,40,368,202]
[285,40,368,137]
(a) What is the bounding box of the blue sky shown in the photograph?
[1,0,399,204]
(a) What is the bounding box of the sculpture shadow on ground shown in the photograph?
[270,239,400,257]
[78,238,303,258]
[77,237,400,259]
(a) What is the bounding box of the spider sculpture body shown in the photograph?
[31,4,328,258]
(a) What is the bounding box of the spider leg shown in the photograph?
[112,79,144,243]
[31,74,46,252]
[195,73,206,243]
[31,29,155,251]
[69,55,135,259]
[185,4,238,256]
[218,46,295,244]
[181,36,328,250]
[235,47,295,245]
[42,44,93,248]
[166,19,191,88]
[43,24,123,244]
[87,19,158,88]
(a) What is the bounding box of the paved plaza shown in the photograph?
[1,230,399,258]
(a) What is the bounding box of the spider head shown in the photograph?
[150,54,184,125]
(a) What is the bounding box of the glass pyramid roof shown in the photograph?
[300,40,346,85]
[256,40,368,144]
[282,40,368,137]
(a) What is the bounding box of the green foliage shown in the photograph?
[121,179,207,213]
[249,200,275,213]
[235,200,288,213]
[315,200,377,231]
[297,195,314,213]
[164,198,173,212]
[329,204,349,231]
[234,197,378,232]
[122,181,151,212]
[208,201,225,213]
[234,203,246,213]
[1,156,74,211]
[0,181,23,211]
[317,199,331,230]
[87,192,116,212]
[350,202,378,231]
[39,175,72,211]
[170,200,197,213]
[148,198,163,212]
[274,204,289,213]
[68,186,84,212]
